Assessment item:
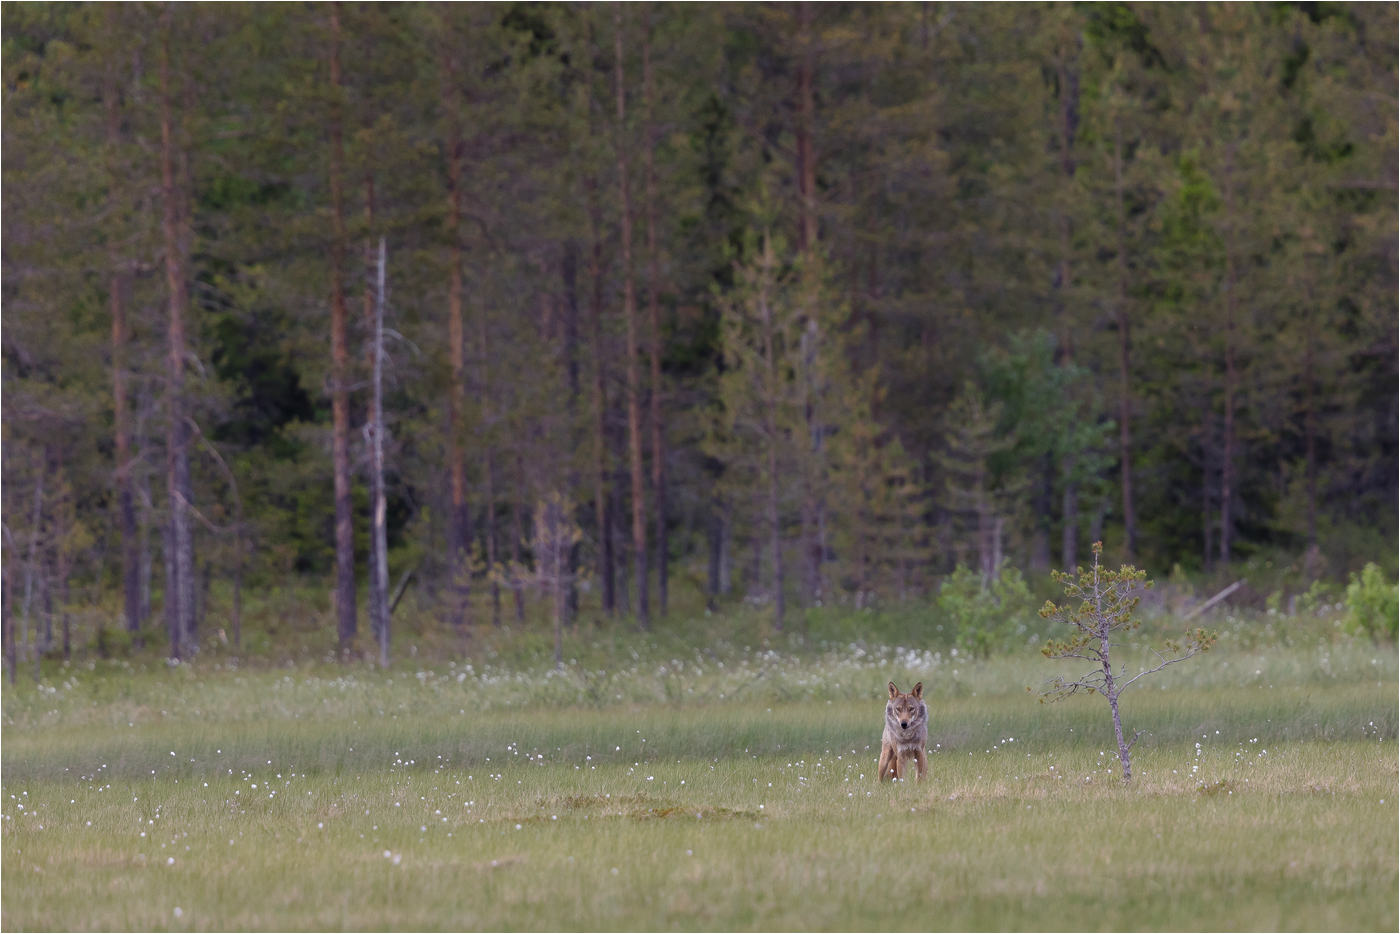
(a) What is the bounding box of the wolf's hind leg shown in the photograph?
[877,743,896,782]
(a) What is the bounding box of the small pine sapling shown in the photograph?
[1039,542,1216,781]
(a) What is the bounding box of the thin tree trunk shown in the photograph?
[372,238,391,668]
[1202,425,1215,573]
[1055,36,1079,573]
[163,518,177,655]
[706,500,723,609]
[1114,119,1137,560]
[1061,460,1078,572]
[39,562,50,680]
[511,459,526,624]
[759,242,785,631]
[232,549,242,649]
[1220,146,1237,567]
[328,2,357,652]
[976,463,994,580]
[137,470,151,645]
[20,457,44,670]
[160,10,193,660]
[1304,331,1317,548]
[561,247,583,625]
[443,21,472,632]
[794,1,817,252]
[3,522,14,685]
[192,422,245,650]
[106,18,141,637]
[585,184,615,616]
[614,4,650,629]
[363,171,385,645]
[641,17,667,616]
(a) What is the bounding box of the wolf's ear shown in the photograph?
[912,682,923,699]
[887,681,899,699]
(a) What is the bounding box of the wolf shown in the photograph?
[877,681,928,782]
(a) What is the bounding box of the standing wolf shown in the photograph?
[878,681,928,782]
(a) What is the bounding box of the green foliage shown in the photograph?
[1040,542,1216,779]
[1344,563,1398,643]
[937,564,1034,660]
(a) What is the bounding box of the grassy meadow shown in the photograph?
[2,594,1397,930]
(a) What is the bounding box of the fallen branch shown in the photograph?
[389,566,416,616]
[1183,579,1246,620]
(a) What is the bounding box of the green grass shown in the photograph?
[4,681,1396,931]
[5,592,1397,930]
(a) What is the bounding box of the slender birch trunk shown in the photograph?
[363,172,386,643]
[160,9,193,660]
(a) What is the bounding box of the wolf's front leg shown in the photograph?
[914,748,928,781]
[877,743,896,782]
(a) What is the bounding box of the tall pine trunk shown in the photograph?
[794,1,821,604]
[160,9,194,660]
[1054,34,1079,574]
[586,183,615,616]
[614,4,650,628]
[443,24,472,632]
[759,242,785,631]
[642,18,667,616]
[106,16,141,637]
[479,305,501,628]
[794,1,817,252]
[561,248,583,625]
[328,2,358,652]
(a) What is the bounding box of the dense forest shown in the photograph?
[2,3,1395,667]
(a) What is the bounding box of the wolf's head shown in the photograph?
[886,681,926,731]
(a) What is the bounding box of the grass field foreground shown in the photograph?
[3,684,1396,931]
